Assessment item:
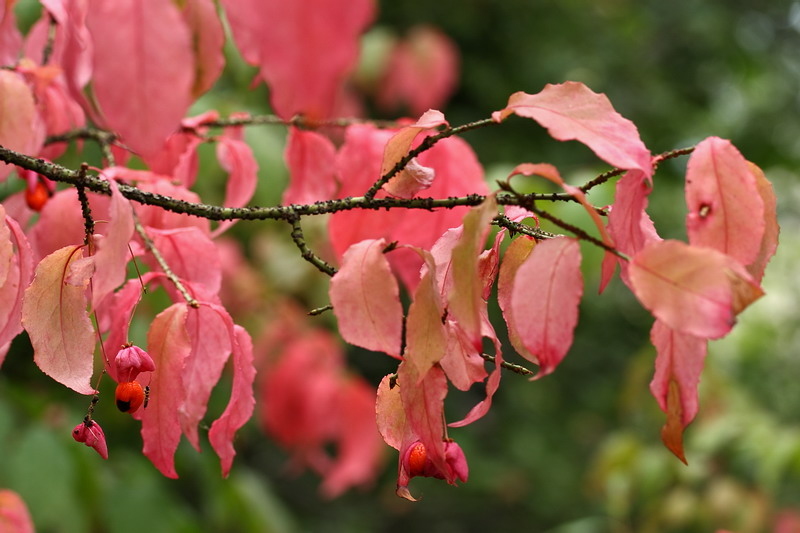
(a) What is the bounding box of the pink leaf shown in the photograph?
[282,126,337,205]
[686,137,765,266]
[181,303,233,450]
[87,0,194,157]
[745,163,779,282]
[0,210,33,365]
[376,374,406,451]
[498,235,537,363]
[404,267,448,378]
[397,361,448,477]
[141,303,190,478]
[377,26,459,116]
[209,324,256,477]
[629,240,764,339]
[511,237,583,379]
[330,238,403,357]
[221,0,375,120]
[439,322,487,392]
[182,0,225,98]
[0,70,44,181]
[382,110,448,199]
[147,227,221,297]
[22,245,96,394]
[88,180,134,308]
[0,489,35,533]
[649,320,708,464]
[494,82,652,176]
[134,179,210,234]
[212,137,259,237]
[0,2,22,66]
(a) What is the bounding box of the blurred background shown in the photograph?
[2,0,800,531]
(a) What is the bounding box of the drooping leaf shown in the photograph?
[685,137,765,266]
[511,237,583,379]
[141,303,190,478]
[745,162,779,282]
[181,303,233,450]
[649,319,708,464]
[22,245,96,394]
[221,0,375,120]
[628,240,764,339]
[87,0,194,157]
[330,238,403,357]
[494,82,652,176]
[283,126,337,205]
[182,0,225,98]
[0,489,35,533]
[209,324,256,478]
[497,235,537,362]
[381,109,448,199]
[404,268,448,378]
[212,137,259,236]
[0,210,33,365]
[376,374,406,451]
[0,70,44,181]
[0,2,22,66]
[146,227,221,297]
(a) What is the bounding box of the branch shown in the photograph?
[288,217,338,276]
[479,353,535,376]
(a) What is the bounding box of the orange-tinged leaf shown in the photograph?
[511,237,583,379]
[686,137,764,266]
[382,110,448,199]
[141,303,190,478]
[376,374,406,451]
[629,240,763,339]
[0,489,34,533]
[745,162,779,282]
[494,82,652,176]
[330,238,403,357]
[22,245,96,394]
[404,268,448,379]
[649,320,708,465]
[0,70,44,182]
[398,361,448,477]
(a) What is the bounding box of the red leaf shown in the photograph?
[181,303,233,450]
[330,238,403,357]
[0,489,35,533]
[0,3,22,66]
[404,266,448,378]
[381,110,448,199]
[147,227,221,297]
[511,237,583,378]
[494,82,652,176]
[629,240,764,339]
[397,361,448,477]
[0,70,44,181]
[182,0,225,98]
[209,324,256,477]
[649,320,708,464]
[212,137,259,236]
[498,235,537,363]
[87,0,194,157]
[283,126,337,205]
[22,245,96,394]
[0,209,33,365]
[686,137,764,266]
[141,303,190,478]
[745,163,779,282]
[377,26,459,116]
[134,179,210,234]
[221,0,375,120]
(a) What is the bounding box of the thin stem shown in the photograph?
[479,353,535,376]
[288,218,338,276]
[41,14,57,65]
[132,212,199,308]
[197,114,400,130]
[308,304,333,316]
[363,117,497,200]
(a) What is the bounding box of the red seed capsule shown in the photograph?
[25,180,50,211]
[407,441,427,477]
[115,381,145,413]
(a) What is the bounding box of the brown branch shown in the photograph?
[288,218,338,277]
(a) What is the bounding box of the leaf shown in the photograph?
[398,361,448,478]
[381,109,448,199]
[0,489,35,533]
[376,374,406,451]
[182,0,225,98]
[744,162,779,282]
[0,70,44,181]
[0,2,22,66]
[147,227,221,297]
[685,137,765,266]
[628,240,764,339]
[448,194,497,351]
[330,238,403,357]
[87,0,194,157]
[22,245,96,394]
[0,210,33,366]
[511,237,583,379]
[221,0,375,119]
[497,235,537,362]
[181,303,233,451]
[209,324,256,478]
[649,320,708,464]
[135,179,210,234]
[141,303,190,478]
[282,126,338,205]
[404,268,448,378]
[212,137,259,236]
[494,82,652,176]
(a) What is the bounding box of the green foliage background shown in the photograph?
[2,1,799,532]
